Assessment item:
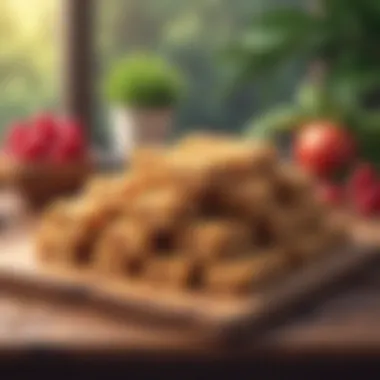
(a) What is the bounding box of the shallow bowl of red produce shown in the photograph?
[2,112,93,209]
[10,159,93,210]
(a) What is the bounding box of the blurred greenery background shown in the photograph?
[0,0,303,147]
[0,0,58,131]
[230,0,380,164]
[4,0,380,162]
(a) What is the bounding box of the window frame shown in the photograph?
[61,0,94,137]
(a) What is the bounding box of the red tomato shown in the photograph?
[293,121,356,178]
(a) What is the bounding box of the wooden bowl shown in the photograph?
[9,160,93,210]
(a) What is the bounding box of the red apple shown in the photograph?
[294,120,356,178]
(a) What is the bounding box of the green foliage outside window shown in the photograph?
[227,0,380,162]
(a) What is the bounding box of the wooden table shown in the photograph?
[1,201,380,376]
[0,265,380,378]
[0,258,379,355]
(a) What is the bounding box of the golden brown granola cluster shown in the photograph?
[35,134,346,295]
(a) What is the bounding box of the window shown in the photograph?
[94,0,303,147]
[0,0,304,146]
[0,0,59,135]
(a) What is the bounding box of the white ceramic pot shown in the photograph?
[111,107,174,160]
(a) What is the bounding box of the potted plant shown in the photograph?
[104,53,185,158]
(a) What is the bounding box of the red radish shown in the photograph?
[294,121,356,178]
[317,183,344,207]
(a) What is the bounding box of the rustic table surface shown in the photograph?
[0,193,380,377]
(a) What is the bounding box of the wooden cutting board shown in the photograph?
[0,225,379,347]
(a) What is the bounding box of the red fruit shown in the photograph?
[33,113,58,144]
[294,121,356,178]
[51,119,86,163]
[4,122,28,156]
[347,163,377,200]
[17,129,50,162]
[354,184,380,217]
[317,183,344,207]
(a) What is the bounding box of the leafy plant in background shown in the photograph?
[228,0,380,163]
[104,53,185,108]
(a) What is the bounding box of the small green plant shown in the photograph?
[104,53,185,108]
